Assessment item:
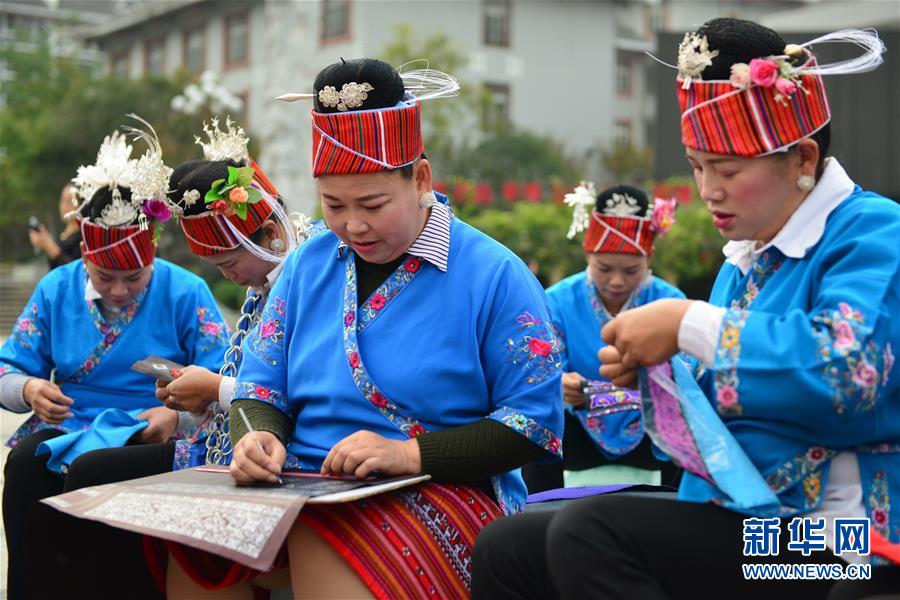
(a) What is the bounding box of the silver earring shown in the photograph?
[270,238,285,252]
[418,190,436,208]
[796,175,815,192]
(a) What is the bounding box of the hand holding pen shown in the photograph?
[229,407,286,485]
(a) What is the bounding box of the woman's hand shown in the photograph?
[598,346,639,388]
[562,372,587,407]
[156,365,220,414]
[24,378,74,424]
[137,406,178,443]
[598,299,693,384]
[230,431,286,485]
[322,430,421,479]
[28,224,61,259]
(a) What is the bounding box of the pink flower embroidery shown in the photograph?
[749,58,779,87]
[344,312,354,326]
[260,321,277,339]
[806,446,827,465]
[548,437,561,453]
[229,187,249,204]
[408,424,426,437]
[104,333,116,345]
[100,324,110,334]
[254,386,271,399]
[839,302,856,319]
[18,319,31,331]
[528,338,553,357]
[0,367,7,376]
[852,360,878,389]
[404,257,421,273]
[83,359,95,370]
[370,392,387,408]
[873,507,888,527]
[833,321,856,353]
[348,352,360,369]
[201,322,221,336]
[369,294,387,311]
[717,385,739,408]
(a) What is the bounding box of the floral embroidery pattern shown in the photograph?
[488,407,562,458]
[765,446,836,504]
[196,306,230,352]
[233,380,294,418]
[357,257,422,334]
[868,470,890,539]
[811,302,888,414]
[714,309,747,417]
[713,251,785,417]
[506,312,562,385]
[247,295,286,367]
[342,253,426,439]
[10,304,42,350]
[69,280,148,383]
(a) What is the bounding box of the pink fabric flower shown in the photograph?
[529,338,553,357]
[210,200,228,215]
[717,385,739,408]
[408,424,426,437]
[254,386,270,400]
[730,63,751,88]
[370,392,387,408]
[260,321,277,339]
[201,322,221,336]
[348,352,360,369]
[775,77,797,98]
[229,187,249,204]
[404,258,421,273]
[833,321,856,353]
[651,198,677,236]
[369,294,387,311]
[852,360,878,389]
[143,199,172,222]
[749,58,779,87]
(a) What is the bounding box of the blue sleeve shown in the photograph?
[0,281,54,383]
[232,260,294,419]
[181,279,230,373]
[545,290,571,373]
[708,206,899,439]
[483,259,564,460]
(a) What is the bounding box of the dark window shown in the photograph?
[321,0,351,44]
[183,25,206,73]
[483,0,511,47]
[484,83,510,130]
[144,37,165,76]
[224,12,249,68]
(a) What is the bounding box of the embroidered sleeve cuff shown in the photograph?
[488,406,562,459]
[232,380,293,419]
[218,376,236,411]
[0,373,35,413]
[677,301,726,366]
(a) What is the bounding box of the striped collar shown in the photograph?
[337,199,452,272]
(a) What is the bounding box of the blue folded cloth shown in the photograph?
[35,408,148,474]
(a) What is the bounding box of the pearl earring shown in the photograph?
[418,190,436,208]
[796,175,815,192]
[270,238,285,252]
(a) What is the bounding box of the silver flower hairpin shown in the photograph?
[604,193,642,217]
[318,82,375,111]
[677,32,719,89]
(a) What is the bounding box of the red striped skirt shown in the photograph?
[146,483,501,598]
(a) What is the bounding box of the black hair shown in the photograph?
[86,186,139,224]
[313,58,405,114]
[595,184,650,218]
[168,159,286,217]
[695,18,830,176]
